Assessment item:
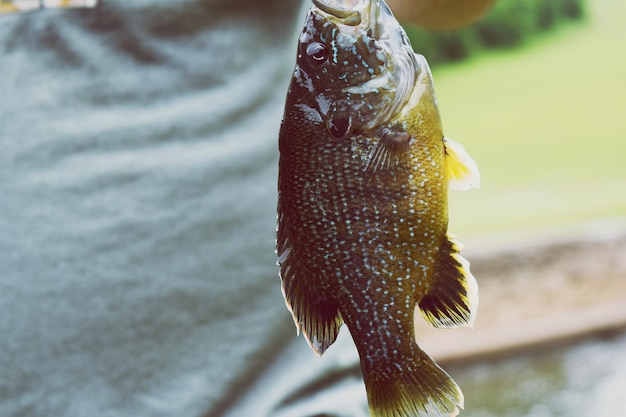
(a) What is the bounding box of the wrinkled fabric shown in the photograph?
[0,1,368,416]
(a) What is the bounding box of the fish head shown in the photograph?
[292,0,418,139]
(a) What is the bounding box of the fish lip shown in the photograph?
[311,0,381,36]
[311,0,364,26]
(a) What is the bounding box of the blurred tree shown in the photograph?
[403,0,586,65]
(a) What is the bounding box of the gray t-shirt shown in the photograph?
[1,1,370,416]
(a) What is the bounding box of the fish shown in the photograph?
[277,0,480,416]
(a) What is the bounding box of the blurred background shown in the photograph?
[403,1,626,416]
[1,0,624,417]
[405,0,626,238]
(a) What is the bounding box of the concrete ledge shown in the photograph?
[422,302,626,363]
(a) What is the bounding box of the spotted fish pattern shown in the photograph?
[278,1,480,416]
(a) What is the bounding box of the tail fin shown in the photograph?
[363,347,463,417]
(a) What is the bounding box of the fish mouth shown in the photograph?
[311,0,376,28]
[311,0,380,34]
[311,0,417,130]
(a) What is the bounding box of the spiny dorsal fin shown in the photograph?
[418,235,478,328]
[363,128,411,183]
[444,137,480,191]
[277,235,343,356]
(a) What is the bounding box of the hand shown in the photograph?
[386,0,497,30]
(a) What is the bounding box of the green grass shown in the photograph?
[432,0,626,238]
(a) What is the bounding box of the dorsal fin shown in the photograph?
[277,223,343,356]
[444,137,480,191]
[418,235,478,328]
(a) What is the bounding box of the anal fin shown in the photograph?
[418,235,478,328]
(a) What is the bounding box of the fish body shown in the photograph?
[277,1,479,416]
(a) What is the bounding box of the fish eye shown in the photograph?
[305,42,329,67]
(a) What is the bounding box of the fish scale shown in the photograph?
[281,108,445,377]
[277,1,480,416]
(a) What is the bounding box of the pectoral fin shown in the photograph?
[418,235,478,328]
[363,128,411,182]
[444,137,480,190]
